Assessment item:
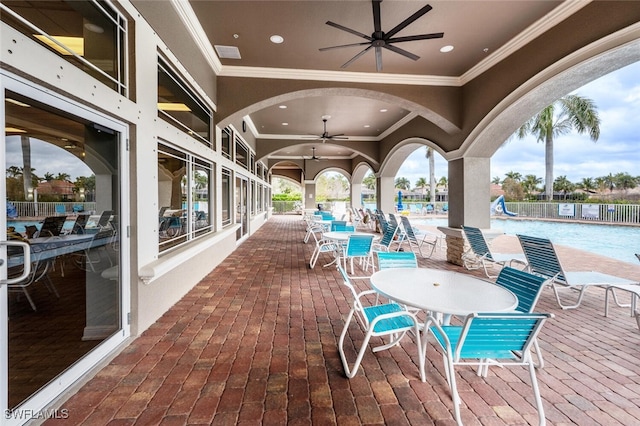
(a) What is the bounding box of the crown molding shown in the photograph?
[460,0,591,84]
[175,0,589,87]
[170,0,223,74]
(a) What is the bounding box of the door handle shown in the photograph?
[0,241,31,285]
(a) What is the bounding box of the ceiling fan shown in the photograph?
[320,0,444,72]
[306,115,348,143]
[305,147,325,162]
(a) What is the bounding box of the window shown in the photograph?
[221,168,232,226]
[158,58,212,147]
[251,181,256,216]
[158,143,212,252]
[221,127,231,160]
[257,184,264,213]
[235,135,248,169]
[1,0,127,95]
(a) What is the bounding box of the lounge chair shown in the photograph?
[337,265,423,380]
[423,312,553,425]
[518,234,639,310]
[462,226,527,278]
[371,223,398,253]
[398,216,437,258]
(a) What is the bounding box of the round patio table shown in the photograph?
[369,268,518,317]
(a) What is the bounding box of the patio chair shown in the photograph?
[375,212,389,234]
[462,226,527,278]
[399,216,437,258]
[495,267,550,367]
[517,234,639,310]
[337,265,423,380]
[8,246,60,311]
[604,284,640,331]
[330,220,347,231]
[37,215,67,237]
[376,251,418,270]
[423,312,553,426]
[342,234,375,277]
[308,229,340,269]
[389,213,407,242]
[371,223,398,253]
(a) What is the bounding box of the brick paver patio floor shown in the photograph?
[44,215,640,425]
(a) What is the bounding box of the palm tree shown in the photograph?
[491,176,501,185]
[522,174,542,199]
[554,175,574,200]
[395,177,411,190]
[516,94,600,200]
[578,177,597,194]
[415,177,428,195]
[425,147,436,204]
[504,171,522,182]
[363,172,376,190]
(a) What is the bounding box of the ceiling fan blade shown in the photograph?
[326,21,372,41]
[341,45,373,68]
[319,41,370,52]
[375,46,383,72]
[383,44,419,61]
[387,32,444,44]
[385,4,433,40]
[372,0,382,34]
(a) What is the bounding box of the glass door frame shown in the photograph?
[1,72,131,424]
[235,174,249,241]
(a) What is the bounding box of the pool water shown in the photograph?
[8,220,76,234]
[416,218,640,264]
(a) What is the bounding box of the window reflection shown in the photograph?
[158,58,211,147]
[4,92,121,409]
[157,143,212,252]
[1,0,127,94]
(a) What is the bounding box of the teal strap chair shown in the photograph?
[371,224,398,253]
[308,229,339,269]
[330,220,347,231]
[342,234,375,276]
[495,267,550,367]
[337,265,423,380]
[423,312,553,426]
[517,234,638,310]
[399,215,437,258]
[462,226,527,278]
[376,251,418,270]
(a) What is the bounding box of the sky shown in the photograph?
[397,61,640,187]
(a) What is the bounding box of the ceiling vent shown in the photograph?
[215,45,241,59]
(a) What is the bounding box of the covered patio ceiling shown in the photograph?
[141,1,640,181]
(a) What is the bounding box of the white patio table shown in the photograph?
[369,268,518,319]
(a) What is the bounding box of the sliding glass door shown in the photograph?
[1,77,129,424]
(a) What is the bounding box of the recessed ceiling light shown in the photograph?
[440,45,454,53]
[279,105,287,109]
[364,125,371,128]
[282,122,288,126]
[270,35,284,44]
[379,109,388,112]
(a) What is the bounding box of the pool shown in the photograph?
[415,218,640,264]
